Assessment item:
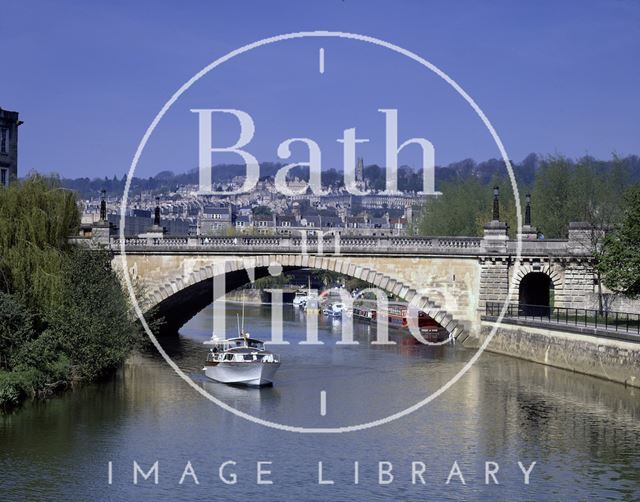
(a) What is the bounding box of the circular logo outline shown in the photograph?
[119,30,524,433]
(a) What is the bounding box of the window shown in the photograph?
[0,169,6,186]
[0,128,7,154]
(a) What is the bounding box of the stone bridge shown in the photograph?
[97,222,596,340]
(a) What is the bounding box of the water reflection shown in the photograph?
[0,305,638,501]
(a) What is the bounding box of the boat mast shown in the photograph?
[241,290,245,334]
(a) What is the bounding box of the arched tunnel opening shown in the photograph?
[518,272,554,316]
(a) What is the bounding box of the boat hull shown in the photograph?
[204,361,281,386]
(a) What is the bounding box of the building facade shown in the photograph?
[0,108,21,187]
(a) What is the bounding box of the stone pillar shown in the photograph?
[139,196,165,240]
[482,186,508,253]
[567,221,599,252]
[91,222,111,245]
[154,196,161,227]
[517,193,538,240]
[563,222,600,309]
[99,189,107,221]
[478,256,511,313]
[91,189,112,246]
[478,186,512,317]
[492,185,500,221]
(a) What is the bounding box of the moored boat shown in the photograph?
[323,302,345,317]
[292,291,308,307]
[353,301,449,342]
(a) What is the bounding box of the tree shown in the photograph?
[597,187,640,298]
[576,156,630,311]
[0,177,141,410]
[418,176,490,236]
[252,205,272,216]
[531,156,574,238]
[0,175,79,311]
[46,249,137,381]
[415,154,636,241]
[0,293,35,370]
[531,155,632,239]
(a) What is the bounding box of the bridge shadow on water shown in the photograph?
[149,265,454,338]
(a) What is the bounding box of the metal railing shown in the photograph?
[485,302,640,335]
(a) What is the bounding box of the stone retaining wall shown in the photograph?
[465,320,640,388]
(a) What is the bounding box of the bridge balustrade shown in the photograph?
[101,234,591,257]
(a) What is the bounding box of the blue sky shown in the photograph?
[2,0,639,179]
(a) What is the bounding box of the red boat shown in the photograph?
[356,301,448,342]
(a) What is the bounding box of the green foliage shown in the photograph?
[529,156,573,237]
[0,176,137,411]
[344,277,371,292]
[308,270,343,288]
[531,155,629,238]
[253,273,295,289]
[252,205,272,216]
[0,256,74,411]
[0,370,32,411]
[418,176,496,236]
[12,329,70,383]
[0,293,36,370]
[417,155,634,238]
[46,249,136,381]
[418,172,522,237]
[0,175,79,311]
[598,187,640,298]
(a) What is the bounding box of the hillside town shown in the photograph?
[79,161,433,238]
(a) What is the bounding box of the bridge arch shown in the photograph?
[144,254,463,338]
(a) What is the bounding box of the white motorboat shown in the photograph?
[292,291,308,307]
[203,334,280,386]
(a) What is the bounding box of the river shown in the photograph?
[1,304,639,501]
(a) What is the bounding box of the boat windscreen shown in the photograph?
[247,339,264,349]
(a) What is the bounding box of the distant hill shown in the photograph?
[58,154,640,199]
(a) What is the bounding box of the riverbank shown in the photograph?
[223,289,265,304]
[465,320,640,388]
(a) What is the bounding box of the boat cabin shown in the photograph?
[207,335,265,352]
